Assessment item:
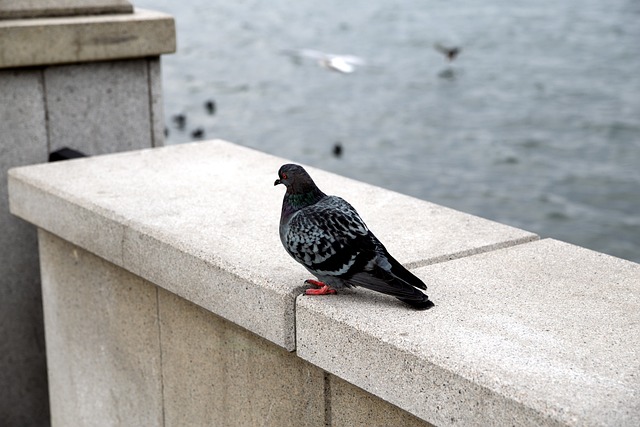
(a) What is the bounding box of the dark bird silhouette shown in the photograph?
[191,128,204,139]
[172,114,186,130]
[434,43,462,62]
[332,142,343,158]
[275,164,434,309]
[205,100,216,115]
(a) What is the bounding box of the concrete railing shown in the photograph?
[8,140,640,426]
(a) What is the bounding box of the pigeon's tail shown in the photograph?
[386,255,435,309]
[349,270,435,310]
[397,295,435,310]
[347,253,434,310]
[386,253,427,290]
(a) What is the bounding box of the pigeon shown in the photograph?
[274,164,434,309]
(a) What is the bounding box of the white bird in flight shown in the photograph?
[285,49,366,74]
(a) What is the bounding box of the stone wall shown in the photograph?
[0,4,175,424]
[8,140,640,426]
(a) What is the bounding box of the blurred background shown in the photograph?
[135,0,640,263]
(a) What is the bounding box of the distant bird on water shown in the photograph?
[275,164,434,309]
[205,100,216,115]
[434,43,462,62]
[191,127,204,139]
[332,142,343,158]
[284,49,366,74]
[172,114,186,130]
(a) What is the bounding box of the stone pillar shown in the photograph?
[0,2,175,425]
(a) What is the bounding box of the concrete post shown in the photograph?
[0,2,175,424]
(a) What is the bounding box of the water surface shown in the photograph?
[137,0,640,263]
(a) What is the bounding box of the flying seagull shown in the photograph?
[285,49,366,74]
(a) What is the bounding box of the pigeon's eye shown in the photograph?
[282,173,288,179]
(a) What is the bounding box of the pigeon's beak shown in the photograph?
[274,178,281,186]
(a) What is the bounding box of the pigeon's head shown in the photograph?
[274,164,318,194]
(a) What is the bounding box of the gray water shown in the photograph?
[136,0,640,263]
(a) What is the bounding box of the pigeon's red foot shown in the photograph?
[304,279,337,295]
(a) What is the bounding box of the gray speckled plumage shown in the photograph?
[274,163,434,309]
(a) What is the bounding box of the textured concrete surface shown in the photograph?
[11,140,639,425]
[329,375,433,427]
[9,140,537,351]
[0,0,132,19]
[0,69,50,426]
[1,53,168,426]
[39,230,163,426]
[148,59,166,148]
[36,232,434,426]
[159,287,325,426]
[297,239,640,426]
[0,8,175,68]
[45,58,164,154]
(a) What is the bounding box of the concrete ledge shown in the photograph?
[9,140,639,424]
[0,0,133,20]
[0,8,175,68]
[8,140,536,351]
[297,239,640,426]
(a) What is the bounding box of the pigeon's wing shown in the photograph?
[284,196,375,276]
